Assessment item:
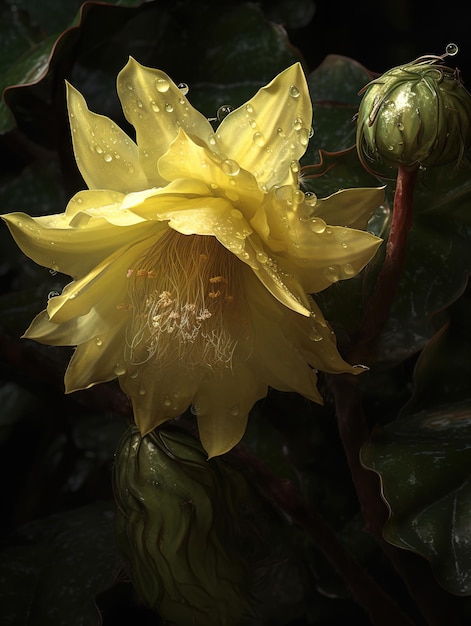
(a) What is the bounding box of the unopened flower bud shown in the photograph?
[356,44,471,172]
[113,425,257,625]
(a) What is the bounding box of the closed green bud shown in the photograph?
[356,44,471,173]
[113,425,257,625]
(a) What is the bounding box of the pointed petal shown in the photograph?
[64,316,128,391]
[312,187,385,229]
[117,58,213,187]
[157,128,263,210]
[281,224,382,293]
[66,82,148,192]
[120,365,202,436]
[2,210,159,279]
[195,366,267,457]
[43,234,158,325]
[244,270,323,400]
[217,63,312,189]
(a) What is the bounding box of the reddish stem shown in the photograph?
[355,164,419,361]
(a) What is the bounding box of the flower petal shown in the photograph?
[66,82,148,192]
[120,365,203,436]
[64,317,128,391]
[194,366,267,458]
[157,127,263,210]
[312,187,386,229]
[43,234,159,325]
[117,58,213,187]
[217,63,312,189]
[2,209,158,279]
[280,224,382,293]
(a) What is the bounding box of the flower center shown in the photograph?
[126,230,251,371]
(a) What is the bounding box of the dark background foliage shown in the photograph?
[1,1,471,625]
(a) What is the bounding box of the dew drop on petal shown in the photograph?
[256,250,268,263]
[290,160,299,174]
[95,337,103,346]
[343,263,356,276]
[309,328,323,341]
[289,84,300,98]
[304,191,317,207]
[230,208,243,218]
[229,405,240,416]
[217,105,233,121]
[95,145,103,154]
[150,100,160,113]
[165,103,174,113]
[177,82,189,95]
[163,396,172,407]
[47,290,60,300]
[324,265,340,283]
[222,158,240,176]
[113,364,127,376]
[253,132,266,147]
[104,153,113,162]
[155,78,170,93]
[309,218,326,234]
[293,117,303,131]
[246,103,254,114]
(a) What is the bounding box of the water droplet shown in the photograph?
[253,132,266,147]
[246,103,254,114]
[309,127,314,138]
[277,127,285,137]
[229,405,240,416]
[95,337,103,346]
[103,153,113,162]
[397,122,404,131]
[290,160,299,173]
[136,99,143,108]
[324,265,340,282]
[256,250,268,263]
[341,241,348,249]
[165,103,174,113]
[95,145,103,154]
[139,384,146,395]
[293,189,305,205]
[222,158,240,176]
[208,133,217,146]
[163,396,172,407]
[309,328,323,341]
[210,183,218,189]
[113,364,126,376]
[177,82,189,95]
[293,117,303,131]
[126,82,133,91]
[155,78,170,93]
[309,218,326,234]
[47,290,60,300]
[217,104,233,121]
[289,84,300,98]
[76,197,83,204]
[150,100,160,113]
[342,263,356,276]
[304,191,317,207]
[230,208,243,218]
[298,128,310,146]
[446,42,459,57]
[248,118,257,128]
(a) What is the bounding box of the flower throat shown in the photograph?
[126,230,251,370]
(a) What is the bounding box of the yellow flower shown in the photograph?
[2,59,382,457]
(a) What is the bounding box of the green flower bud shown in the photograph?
[356,45,471,173]
[113,425,258,625]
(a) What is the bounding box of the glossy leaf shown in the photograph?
[361,297,471,595]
